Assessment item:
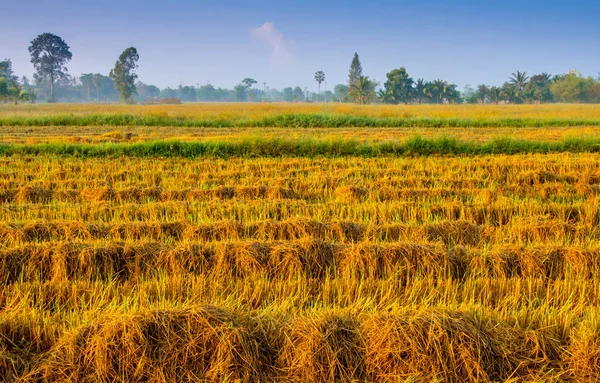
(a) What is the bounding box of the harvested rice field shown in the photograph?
[1,104,600,382]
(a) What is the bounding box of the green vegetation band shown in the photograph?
[1,136,599,158]
[2,113,600,128]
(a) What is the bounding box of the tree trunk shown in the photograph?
[49,73,55,101]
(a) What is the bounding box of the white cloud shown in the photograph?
[250,22,293,69]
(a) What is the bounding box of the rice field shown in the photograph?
[1,103,600,382]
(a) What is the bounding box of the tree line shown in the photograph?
[2,32,600,104]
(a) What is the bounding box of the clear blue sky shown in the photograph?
[2,0,599,91]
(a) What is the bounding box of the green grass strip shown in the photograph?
[0,136,599,158]
[2,113,600,128]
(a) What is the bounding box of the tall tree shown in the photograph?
[28,33,72,101]
[109,47,139,103]
[348,52,363,87]
[241,78,257,101]
[242,78,257,89]
[509,71,529,102]
[314,71,325,101]
[349,76,378,105]
[382,67,414,104]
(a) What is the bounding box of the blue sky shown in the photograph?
[2,0,599,91]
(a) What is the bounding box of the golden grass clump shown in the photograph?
[0,316,55,382]
[24,306,273,383]
[362,309,564,383]
[15,185,53,204]
[334,186,370,202]
[568,328,600,382]
[425,220,485,246]
[280,314,365,382]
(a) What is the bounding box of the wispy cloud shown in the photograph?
[250,22,293,69]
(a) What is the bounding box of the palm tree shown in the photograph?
[444,83,459,103]
[377,88,393,104]
[314,71,325,102]
[488,86,502,104]
[349,76,378,105]
[7,81,33,104]
[509,71,529,99]
[540,72,552,83]
[8,81,22,104]
[414,79,427,104]
[430,79,447,104]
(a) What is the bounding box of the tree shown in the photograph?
[234,84,248,101]
[282,87,294,102]
[501,82,516,103]
[179,85,196,102]
[382,67,414,104]
[488,86,502,104]
[92,73,101,101]
[161,87,177,99]
[414,79,428,104]
[314,71,325,101]
[293,86,304,102]
[242,78,257,89]
[80,73,93,101]
[136,81,161,102]
[509,71,529,102]
[476,84,490,104]
[198,84,217,101]
[0,77,8,101]
[333,84,349,102]
[429,80,459,104]
[349,76,378,105]
[109,47,139,103]
[348,52,362,87]
[525,73,553,103]
[7,81,25,105]
[240,78,257,101]
[377,88,393,104]
[549,70,594,103]
[28,33,72,101]
[0,59,16,83]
